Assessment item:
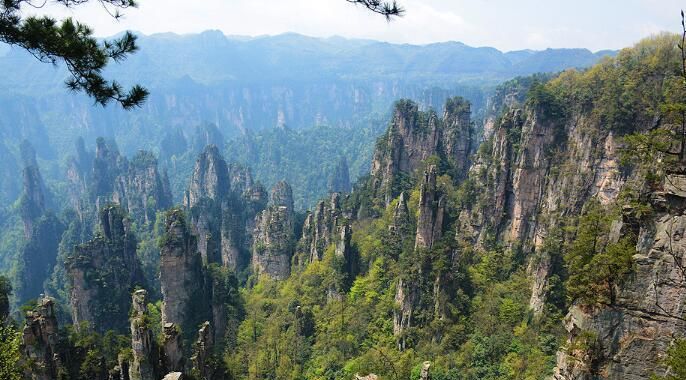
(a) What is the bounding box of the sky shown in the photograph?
[23,0,686,52]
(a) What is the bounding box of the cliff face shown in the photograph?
[414,166,445,250]
[191,322,216,380]
[297,193,345,265]
[552,179,686,380]
[441,97,473,178]
[357,52,685,374]
[185,146,267,270]
[67,204,145,333]
[159,208,239,355]
[92,137,125,202]
[452,40,685,377]
[328,157,352,194]
[370,98,473,204]
[0,141,20,207]
[17,213,65,306]
[66,138,171,227]
[159,208,208,335]
[14,142,62,304]
[162,322,185,374]
[113,151,173,225]
[251,181,295,279]
[393,166,447,347]
[19,165,46,238]
[129,289,160,380]
[21,297,60,380]
[185,145,229,211]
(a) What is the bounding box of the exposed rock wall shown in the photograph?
[67,204,144,333]
[297,193,344,265]
[391,192,412,241]
[129,290,159,380]
[393,277,416,351]
[19,165,46,238]
[328,157,352,193]
[162,323,185,373]
[442,97,473,178]
[21,297,60,380]
[185,146,228,265]
[415,166,445,250]
[552,177,686,380]
[66,138,172,227]
[252,182,295,279]
[191,322,216,380]
[451,78,681,377]
[391,166,446,343]
[270,180,294,210]
[185,146,267,270]
[370,98,473,204]
[185,145,229,210]
[92,137,125,201]
[460,103,625,316]
[159,209,209,335]
[17,213,64,305]
[113,151,173,224]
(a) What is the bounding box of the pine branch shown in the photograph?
[346,0,404,20]
[0,0,147,109]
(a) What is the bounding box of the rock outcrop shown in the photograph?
[251,181,295,279]
[162,373,184,380]
[66,138,171,227]
[129,290,159,380]
[391,192,412,240]
[113,151,173,224]
[442,97,473,178]
[19,165,46,238]
[328,157,352,194]
[270,180,294,210]
[162,323,184,374]
[392,167,447,348]
[16,213,64,306]
[160,127,188,161]
[354,374,378,380]
[415,166,445,250]
[552,177,686,379]
[91,137,125,202]
[185,146,267,270]
[370,98,473,204]
[15,143,67,306]
[65,138,92,221]
[185,145,229,211]
[335,224,353,261]
[420,361,431,380]
[297,193,345,265]
[67,204,144,333]
[21,297,60,380]
[159,208,209,336]
[393,276,416,351]
[457,98,626,317]
[192,124,225,154]
[191,322,216,380]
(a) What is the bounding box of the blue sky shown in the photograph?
[26,0,685,51]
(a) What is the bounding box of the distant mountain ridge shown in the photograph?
[0,30,614,92]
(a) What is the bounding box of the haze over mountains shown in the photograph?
[1,31,614,89]
[4,2,686,376]
[0,31,613,209]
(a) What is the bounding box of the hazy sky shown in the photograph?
[25,0,685,51]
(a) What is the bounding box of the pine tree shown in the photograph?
[1,0,147,108]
